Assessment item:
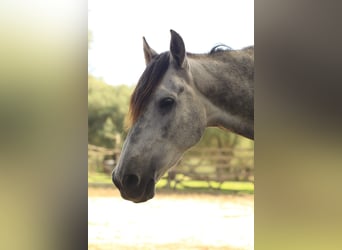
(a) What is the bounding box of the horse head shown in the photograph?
[112,30,206,202]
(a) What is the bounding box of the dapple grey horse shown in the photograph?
[113,30,253,203]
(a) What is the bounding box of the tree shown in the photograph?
[88,75,133,148]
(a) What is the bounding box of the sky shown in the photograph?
[88,0,254,86]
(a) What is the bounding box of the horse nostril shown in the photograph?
[123,174,140,189]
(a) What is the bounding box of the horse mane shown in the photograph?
[127,52,170,127]
[209,44,232,54]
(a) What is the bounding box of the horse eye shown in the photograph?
[159,97,175,110]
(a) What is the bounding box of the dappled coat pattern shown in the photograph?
[113,30,254,203]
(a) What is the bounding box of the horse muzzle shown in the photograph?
[112,170,156,203]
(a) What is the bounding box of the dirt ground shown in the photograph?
[88,188,254,250]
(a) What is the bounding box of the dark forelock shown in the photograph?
[128,52,170,126]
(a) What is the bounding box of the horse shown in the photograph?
[112,30,254,203]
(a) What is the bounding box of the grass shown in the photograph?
[156,179,254,195]
[88,172,254,195]
[88,172,113,184]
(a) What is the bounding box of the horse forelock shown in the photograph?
[127,52,170,128]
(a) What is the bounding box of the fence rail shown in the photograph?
[88,144,254,189]
[165,147,254,189]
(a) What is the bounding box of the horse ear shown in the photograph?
[170,30,187,68]
[143,37,158,65]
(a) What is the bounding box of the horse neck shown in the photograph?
[188,50,254,139]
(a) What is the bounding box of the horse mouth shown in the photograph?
[113,174,155,203]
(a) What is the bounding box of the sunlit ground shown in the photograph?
[88,188,254,250]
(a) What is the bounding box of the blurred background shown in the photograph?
[1,1,341,250]
[88,0,254,249]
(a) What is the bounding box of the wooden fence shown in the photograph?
[165,147,253,189]
[88,144,121,174]
[88,144,254,188]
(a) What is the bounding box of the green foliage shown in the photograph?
[88,75,133,147]
[197,127,254,149]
